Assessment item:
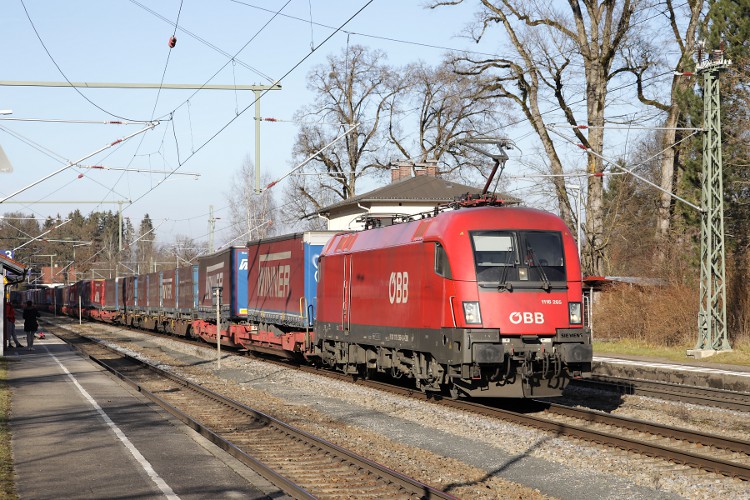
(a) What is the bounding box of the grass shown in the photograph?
[0,361,17,500]
[594,338,750,366]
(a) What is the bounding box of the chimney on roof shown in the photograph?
[416,159,438,177]
[390,159,439,183]
[390,161,412,183]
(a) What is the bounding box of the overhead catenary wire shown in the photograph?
[19,0,147,122]
[13,218,72,252]
[122,1,375,211]
[0,117,149,125]
[149,0,184,121]
[5,0,700,254]
[0,122,158,204]
[546,125,702,212]
[128,0,276,85]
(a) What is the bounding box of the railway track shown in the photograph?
[571,375,750,413]
[364,379,750,481]
[47,317,750,482]
[44,321,455,500]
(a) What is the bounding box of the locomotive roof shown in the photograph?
[317,175,520,215]
[324,205,573,254]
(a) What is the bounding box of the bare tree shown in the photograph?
[625,0,705,251]
[435,0,638,275]
[167,235,207,268]
[284,45,401,223]
[226,156,277,244]
[387,59,506,185]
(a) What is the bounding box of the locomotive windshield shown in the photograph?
[470,230,566,290]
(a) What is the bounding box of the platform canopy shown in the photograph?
[0,253,25,277]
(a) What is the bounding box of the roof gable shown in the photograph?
[319,175,519,214]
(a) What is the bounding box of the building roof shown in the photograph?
[318,175,520,215]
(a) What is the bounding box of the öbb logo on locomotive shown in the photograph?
[388,271,409,304]
[509,311,545,324]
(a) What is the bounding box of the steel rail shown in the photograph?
[572,375,750,413]
[46,320,456,500]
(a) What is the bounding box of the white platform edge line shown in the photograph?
[46,348,181,500]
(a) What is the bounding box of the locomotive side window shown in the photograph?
[470,230,566,289]
[434,243,453,278]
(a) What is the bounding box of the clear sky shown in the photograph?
[1,1,650,249]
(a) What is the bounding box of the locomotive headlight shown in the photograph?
[569,302,582,325]
[463,301,482,324]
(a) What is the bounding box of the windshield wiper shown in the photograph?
[496,248,514,292]
[527,247,550,291]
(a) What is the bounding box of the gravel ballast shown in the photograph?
[73,323,749,499]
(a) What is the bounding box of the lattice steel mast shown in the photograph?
[695,49,731,353]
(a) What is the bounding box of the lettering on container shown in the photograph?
[258,265,290,297]
[312,253,320,282]
[257,251,291,298]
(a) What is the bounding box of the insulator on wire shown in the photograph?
[169,36,177,48]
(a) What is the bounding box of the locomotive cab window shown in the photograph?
[470,230,566,290]
[434,243,453,279]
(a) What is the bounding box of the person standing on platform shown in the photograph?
[5,300,22,348]
[22,301,40,351]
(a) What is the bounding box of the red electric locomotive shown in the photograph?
[314,195,592,398]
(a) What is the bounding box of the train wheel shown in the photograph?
[357,365,375,380]
[447,382,461,400]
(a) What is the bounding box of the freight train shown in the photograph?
[16,194,592,398]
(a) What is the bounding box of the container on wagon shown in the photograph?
[80,279,105,309]
[176,265,198,312]
[247,232,335,328]
[144,272,161,311]
[161,269,176,310]
[197,247,248,319]
[123,275,137,309]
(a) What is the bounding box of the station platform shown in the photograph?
[2,334,286,500]
[593,354,750,393]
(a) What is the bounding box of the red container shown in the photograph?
[161,269,176,309]
[197,247,247,318]
[145,272,160,309]
[247,232,334,328]
[65,282,79,308]
[83,279,106,308]
[104,278,119,308]
[176,265,197,312]
[123,276,137,308]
